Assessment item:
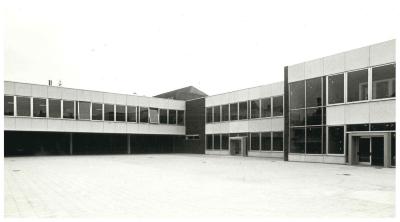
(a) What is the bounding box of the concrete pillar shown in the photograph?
[69,133,73,155]
[384,133,391,168]
[348,135,358,166]
[127,134,131,154]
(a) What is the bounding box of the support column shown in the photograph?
[283,66,289,161]
[127,134,131,154]
[384,133,391,168]
[69,133,73,155]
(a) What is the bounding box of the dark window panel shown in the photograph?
[206,134,213,149]
[159,109,168,124]
[370,122,395,131]
[4,96,14,116]
[273,132,283,151]
[168,109,176,124]
[116,105,126,122]
[221,134,229,150]
[239,101,247,120]
[139,107,149,123]
[213,106,221,122]
[104,104,115,121]
[306,77,322,107]
[328,126,344,154]
[306,127,322,154]
[250,133,260,150]
[48,99,61,118]
[221,104,229,121]
[347,69,368,102]
[33,98,47,117]
[323,76,326,106]
[347,124,369,131]
[177,110,185,126]
[63,100,74,119]
[206,107,213,123]
[149,108,159,123]
[127,106,137,122]
[306,107,322,126]
[261,98,271,117]
[289,80,305,109]
[290,109,305,126]
[214,134,221,150]
[290,128,305,153]
[251,100,260,119]
[230,103,238,121]
[273,96,284,116]
[391,132,396,166]
[78,101,90,120]
[261,132,271,151]
[91,103,103,120]
[328,74,344,104]
[372,64,396,99]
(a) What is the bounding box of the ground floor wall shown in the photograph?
[4,131,189,156]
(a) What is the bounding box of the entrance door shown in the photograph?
[230,139,242,155]
[358,137,371,164]
[371,137,384,166]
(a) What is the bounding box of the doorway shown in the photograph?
[229,137,247,156]
[348,132,391,167]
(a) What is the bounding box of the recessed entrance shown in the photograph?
[348,132,391,167]
[229,137,247,156]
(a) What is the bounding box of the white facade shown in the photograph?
[4,81,186,135]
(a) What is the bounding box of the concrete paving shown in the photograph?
[4,154,395,218]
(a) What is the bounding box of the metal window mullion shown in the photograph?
[344,72,348,103]
[13,96,16,117]
[368,67,372,101]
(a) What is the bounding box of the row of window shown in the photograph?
[4,96,185,125]
[290,64,396,110]
[290,107,326,126]
[206,131,283,151]
[290,122,395,155]
[206,96,283,123]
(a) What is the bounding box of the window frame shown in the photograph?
[4,95,15,116]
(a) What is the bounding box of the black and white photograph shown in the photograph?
[1,0,399,220]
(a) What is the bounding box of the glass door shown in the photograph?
[371,137,384,166]
[358,137,371,164]
[230,139,242,155]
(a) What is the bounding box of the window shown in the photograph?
[221,134,229,150]
[289,80,305,109]
[391,133,396,166]
[261,98,271,117]
[206,107,213,123]
[177,110,185,126]
[78,101,90,120]
[239,101,247,120]
[168,109,176,124]
[328,126,344,154]
[251,100,260,119]
[290,128,305,153]
[33,98,47,117]
[206,134,213,149]
[104,104,115,121]
[140,107,149,123]
[116,105,126,122]
[273,132,283,151]
[186,135,200,140]
[127,106,137,122]
[273,96,283,116]
[92,103,103,120]
[221,105,229,121]
[149,108,158,123]
[159,109,168,124]
[306,127,322,154]
[17,97,31,117]
[213,106,220,122]
[290,109,305,126]
[230,103,238,121]
[250,133,260,150]
[48,99,61,118]
[261,132,271,151]
[306,77,322,107]
[372,64,396,99]
[328,74,344,104]
[347,124,369,131]
[4,96,14,116]
[370,122,395,131]
[306,108,322,126]
[347,69,368,102]
[214,134,221,150]
[63,100,74,119]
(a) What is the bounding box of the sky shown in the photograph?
[4,0,399,97]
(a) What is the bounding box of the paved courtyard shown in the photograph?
[4,154,395,218]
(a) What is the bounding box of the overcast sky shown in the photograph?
[4,0,398,97]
